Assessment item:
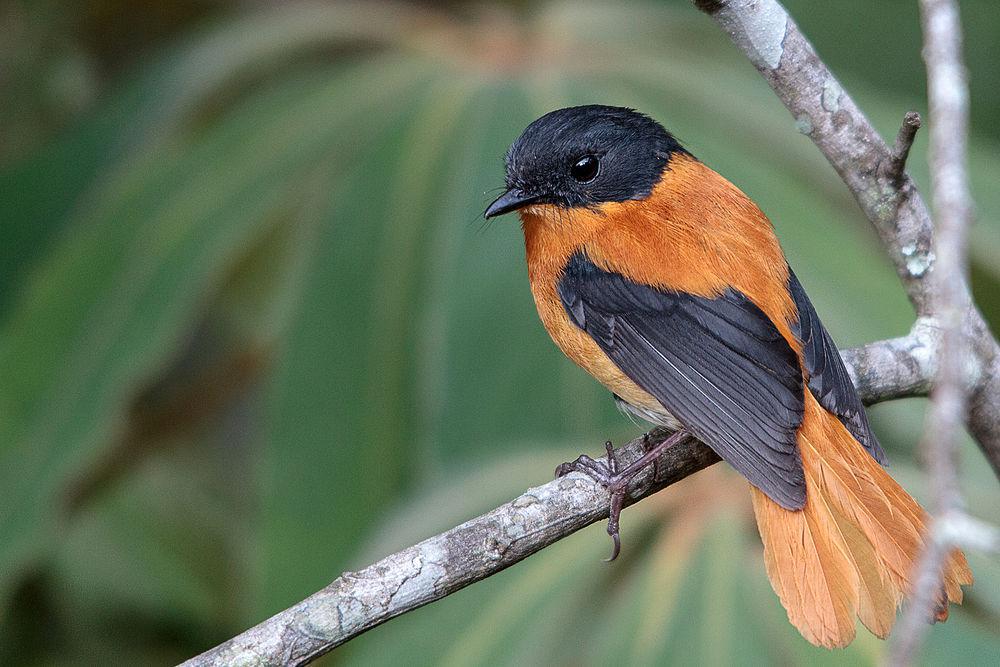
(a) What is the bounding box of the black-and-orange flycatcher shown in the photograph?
[484,105,971,648]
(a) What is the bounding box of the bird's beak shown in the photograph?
[484,188,543,218]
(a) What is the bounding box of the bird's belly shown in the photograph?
[614,394,683,430]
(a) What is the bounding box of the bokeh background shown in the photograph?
[2,0,999,664]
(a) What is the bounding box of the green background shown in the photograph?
[1,1,998,664]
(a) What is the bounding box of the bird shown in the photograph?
[483,105,972,649]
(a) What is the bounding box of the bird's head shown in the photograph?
[484,105,687,220]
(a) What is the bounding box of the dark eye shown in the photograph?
[570,155,600,183]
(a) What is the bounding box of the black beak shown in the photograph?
[484,188,543,218]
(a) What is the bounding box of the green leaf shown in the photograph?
[0,57,430,606]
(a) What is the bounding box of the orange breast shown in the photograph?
[520,154,801,413]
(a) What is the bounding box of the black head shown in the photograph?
[484,105,686,218]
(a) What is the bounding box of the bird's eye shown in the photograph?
[570,155,600,183]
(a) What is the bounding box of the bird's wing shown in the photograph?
[788,270,887,464]
[558,251,806,509]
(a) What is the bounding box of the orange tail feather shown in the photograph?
[751,394,973,648]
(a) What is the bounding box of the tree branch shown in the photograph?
[185,336,949,666]
[840,322,937,403]
[183,430,718,666]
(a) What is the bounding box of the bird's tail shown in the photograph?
[750,393,973,648]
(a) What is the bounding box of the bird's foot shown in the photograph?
[555,431,690,561]
[555,440,621,482]
[555,441,628,561]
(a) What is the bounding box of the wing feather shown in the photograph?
[788,270,887,464]
[558,252,806,509]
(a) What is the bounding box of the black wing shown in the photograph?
[788,270,887,465]
[558,252,806,509]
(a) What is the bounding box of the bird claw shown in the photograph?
[555,440,630,561]
[554,431,690,562]
[555,455,607,483]
[604,479,628,561]
[604,526,622,562]
[554,441,619,482]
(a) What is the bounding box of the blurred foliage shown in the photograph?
[0,1,998,665]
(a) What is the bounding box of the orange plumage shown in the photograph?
[488,106,972,648]
[752,392,970,646]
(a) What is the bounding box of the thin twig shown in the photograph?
[919,0,973,534]
[888,0,975,663]
[939,513,1000,554]
[882,111,923,182]
[840,321,938,403]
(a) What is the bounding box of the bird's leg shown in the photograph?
[555,430,691,560]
